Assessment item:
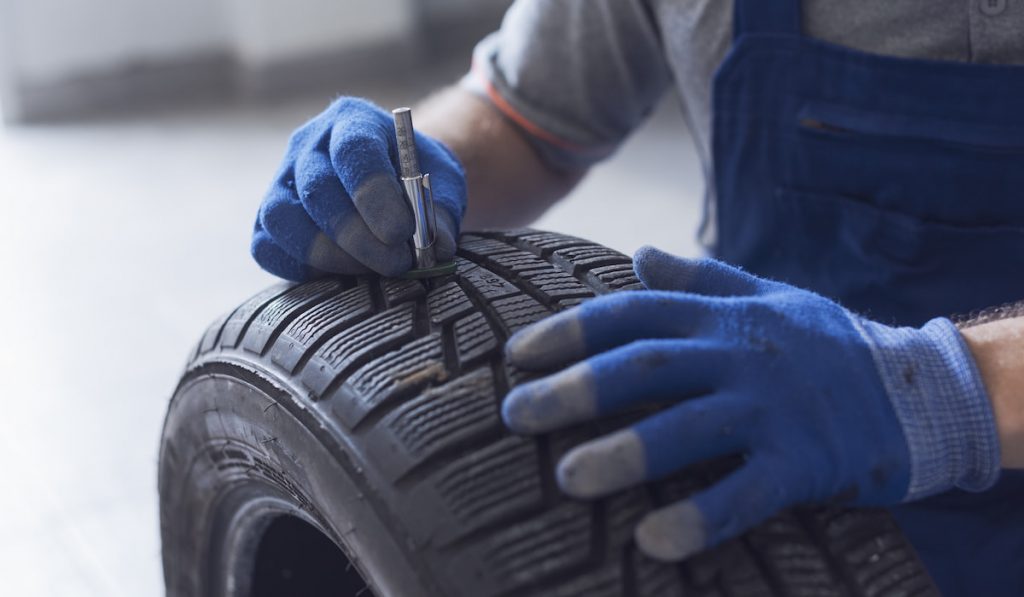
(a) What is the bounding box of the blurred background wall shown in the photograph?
[0,0,510,123]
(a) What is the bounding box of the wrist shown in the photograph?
[960,317,1024,469]
[853,317,1001,499]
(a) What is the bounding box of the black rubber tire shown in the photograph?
[159,229,938,597]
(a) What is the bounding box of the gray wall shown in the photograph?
[0,0,512,123]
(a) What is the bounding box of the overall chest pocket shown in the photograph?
[753,101,1024,324]
[717,98,1024,324]
[784,101,1024,228]
[766,186,1024,326]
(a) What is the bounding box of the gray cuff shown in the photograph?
[853,317,1001,500]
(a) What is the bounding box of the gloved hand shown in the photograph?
[503,246,1001,561]
[251,97,467,280]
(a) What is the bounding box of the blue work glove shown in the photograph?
[503,246,1001,561]
[251,97,467,280]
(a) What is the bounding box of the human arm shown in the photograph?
[961,312,1024,468]
[413,86,584,230]
[501,246,1005,561]
[251,0,672,280]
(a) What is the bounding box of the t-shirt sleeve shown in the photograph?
[460,0,672,172]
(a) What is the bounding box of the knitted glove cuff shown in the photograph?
[852,317,1001,500]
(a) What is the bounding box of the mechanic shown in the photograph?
[250,1,1024,594]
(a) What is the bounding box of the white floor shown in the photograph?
[0,75,702,596]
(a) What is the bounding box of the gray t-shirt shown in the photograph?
[462,0,1024,233]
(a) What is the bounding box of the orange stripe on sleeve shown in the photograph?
[471,59,588,154]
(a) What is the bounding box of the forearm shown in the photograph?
[960,311,1024,468]
[414,86,585,229]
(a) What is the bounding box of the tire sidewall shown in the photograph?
[159,362,434,597]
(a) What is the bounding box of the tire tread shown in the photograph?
[182,229,937,597]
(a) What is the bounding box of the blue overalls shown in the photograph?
[713,1,1024,594]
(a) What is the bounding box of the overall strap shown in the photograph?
[733,0,802,38]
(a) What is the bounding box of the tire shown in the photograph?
[159,229,938,597]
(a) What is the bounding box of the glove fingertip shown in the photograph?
[635,500,707,562]
[556,429,646,499]
[433,209,459,262]
[633,245,690,291]
[505,311,587,370]
[352,174,415,245]
[501,364,598,434]
[632,244,672,264]
[501,388,540,434]
[306,233,374,275]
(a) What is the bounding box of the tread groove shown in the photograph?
[795,509,859,597]
[456,249,566,311]
[439,321,460,377]
[281,282,376,374]
[303,303,418,402]
[739,534,800,597]
[245,280,346,356]
[218,283,293,348]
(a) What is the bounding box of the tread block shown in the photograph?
[484,227,534,239]
[745,514,841,595]
[406,435,543,546]
[504,362,536,390]
[453,312,499,367]
[433,437,542,540]
[218,283,292,348]
[588,262,644,292]
[518,270,594,301]
[546,567,622,597]
[241,279,343,355]
[332,333,446,428]
[381,277,426,307]
[633,548,686,597]
[557,296,590,309]
[448,502,593,595]
[862,560,933,597]
[300,302,415,398]
[427,281,474,325]
[816,507,934,596]
[458,258,520,301]
[486,251,557,278]
[196,310,231,358]
[840,523,932,596]
[458,235,521,257]
[687,540,773,597]
[552,245,632,275]
[604,489,652,552]
[371,368,500,481]
[270,282,374,373]
[494,229,591,257]
[491,294,551,335]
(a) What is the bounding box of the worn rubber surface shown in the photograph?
[160,228,938,597]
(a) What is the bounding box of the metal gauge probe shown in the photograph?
[392,107,457,279]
